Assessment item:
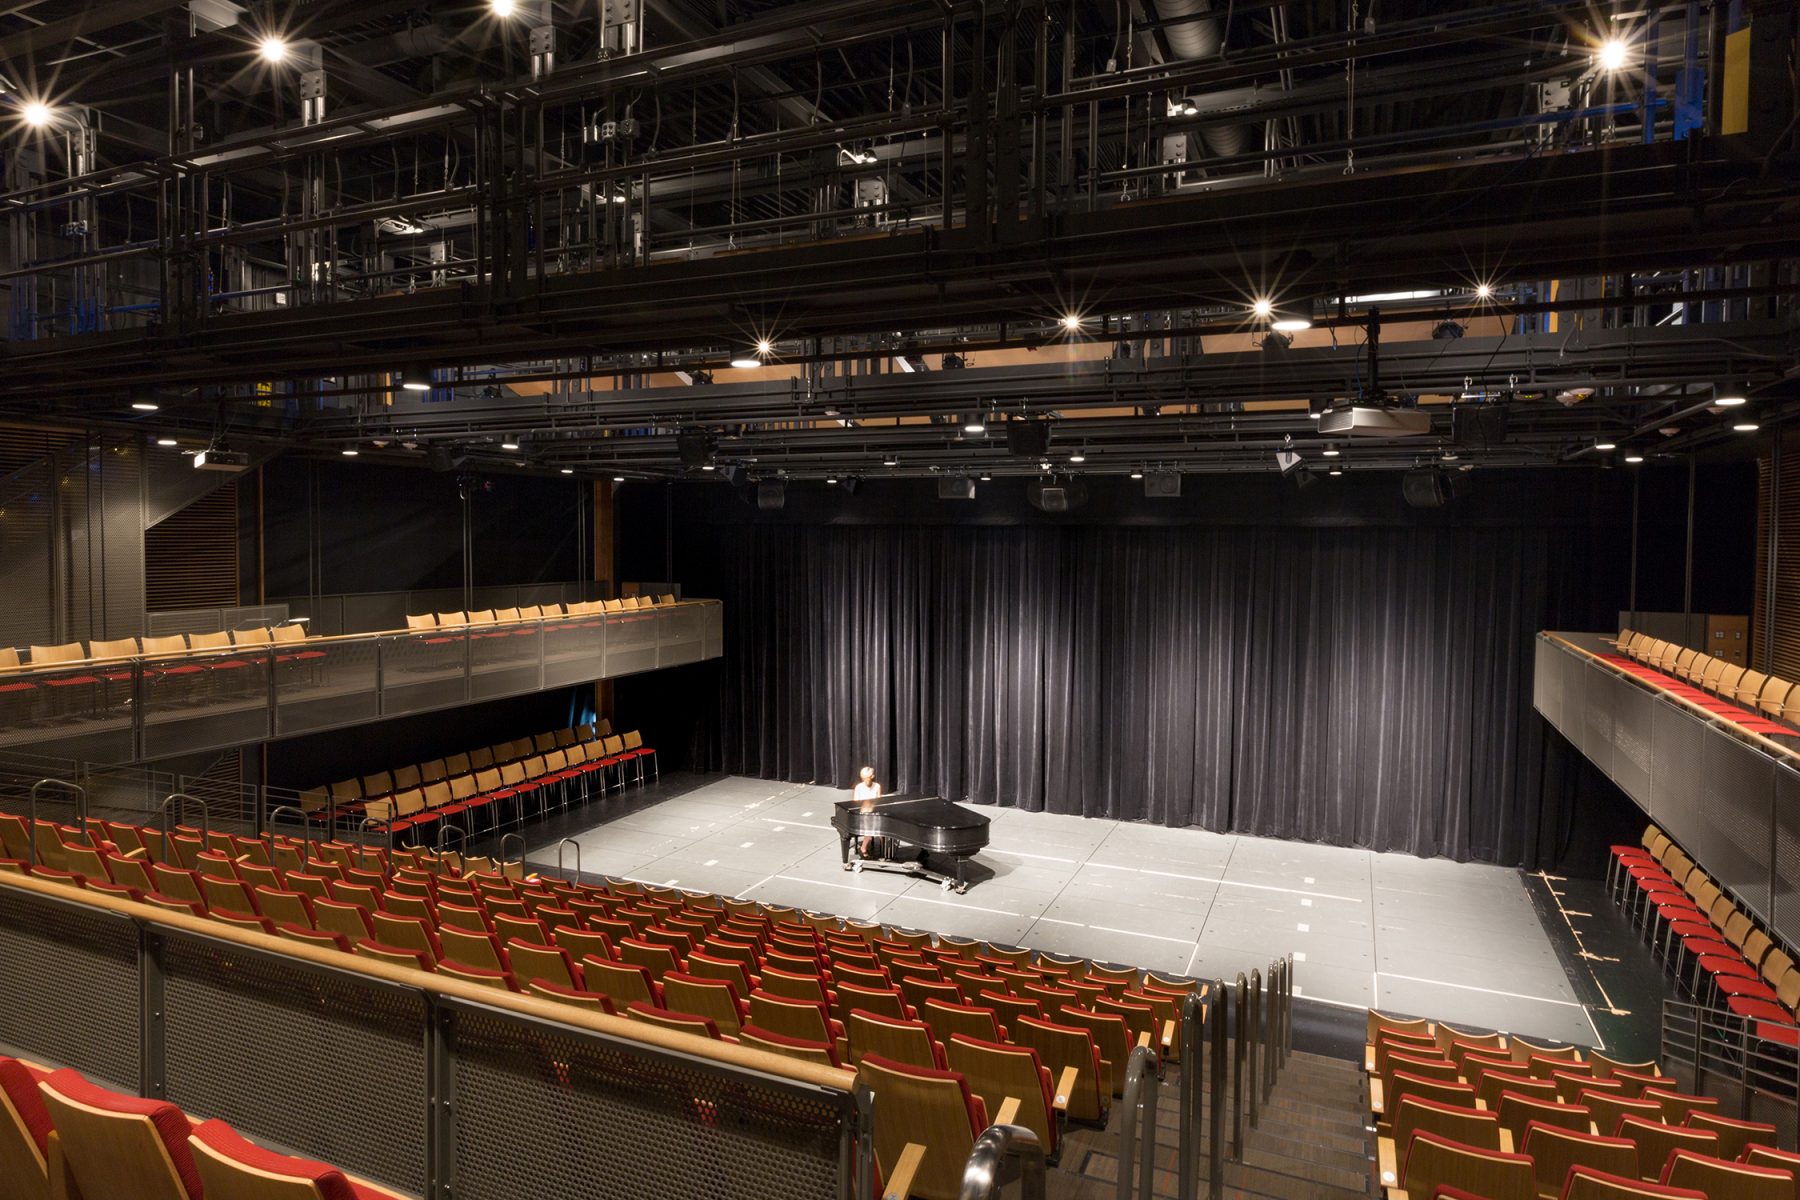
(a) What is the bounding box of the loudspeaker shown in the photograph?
[720,464,742,484]
[1006,420,1052,457]
[756,480,786,510]
[1037,485,1069,511]
[677,430,716,466]
[427,445,455,472]
[1402,467,1451,508]
[1026,480,1086,512]
[840,478,861,496]
[937,477,976,500]
[1144,473,1181,497]
[1451,404,1509,448]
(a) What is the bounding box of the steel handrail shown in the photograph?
[263,805,313,869]
[555,836,582,881]
[498,832,527,879]
[1246,967,1260,1129]
[1210,978,1227,1192]
[25,778,87,867]
[1116,1045,1161,1200]
[436,824,468,861]
[957,1123,1046,1200]
[1232,971,1247,1156]
[157,792,211,848]
[1178,989,1204,1200]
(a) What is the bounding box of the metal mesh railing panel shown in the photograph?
[0,887,141,1089]
[448,1005,847,1200]
[159,932,429,1194]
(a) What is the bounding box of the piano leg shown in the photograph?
[954,857,966,893]
[839,833,853,871]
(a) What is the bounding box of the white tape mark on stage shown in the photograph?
[1030,916,1194,946]
[1376,971,1586,1009]
[1085,861,1364,903]
[891,894,1022,918]
[983,848,1081,865]
[759,818,836,831]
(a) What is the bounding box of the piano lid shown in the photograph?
[832,793,990,831]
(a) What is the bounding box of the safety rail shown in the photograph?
[1177,954,1294,1200]
[956,1124,1047,1200]
[0,868,867,1200]
[0,600,722,762]
[24,778,86,867]
[1116,1045,1162,1200]
[1660,998,1800,1145]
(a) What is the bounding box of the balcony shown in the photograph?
[0,601,723,763]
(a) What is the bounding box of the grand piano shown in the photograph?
[832,793,990,893]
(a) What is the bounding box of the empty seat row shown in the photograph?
[1610,631,1798,737]
[1366,1010,1797,1200]
[1608,823,1800,1046]
[0,624,323,675]
[1,1054,406,1200]
[403,594,678,630]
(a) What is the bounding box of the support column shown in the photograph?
[592,479,616,722]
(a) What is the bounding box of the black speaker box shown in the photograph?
[1006,421,1052,457]
[1451,404,1509,448]
[1402,467,1451,507]
[756,480,786,510]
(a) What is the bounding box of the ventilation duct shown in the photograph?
[1154,0,1248,159]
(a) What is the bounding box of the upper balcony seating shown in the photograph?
[1609,631,1799,741]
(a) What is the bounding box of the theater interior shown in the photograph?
[0,1,1798,1198]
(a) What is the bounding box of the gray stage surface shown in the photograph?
[525,775,1604,1045]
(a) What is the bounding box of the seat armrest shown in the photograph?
[1364,1043,1377,1072]
[1161,1019,1176,1049]
[1499,1128,1514,1155]
[1377,1135,1397,1188]
[1053,1065,1080,1113]
[883,1142,927,1200]
[1136,1031,1152,1050]
[995,1096,1022,1126]
[1369,1076,1384,1116]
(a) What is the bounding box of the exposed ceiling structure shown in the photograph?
[0,0,1794,483]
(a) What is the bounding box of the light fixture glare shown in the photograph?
[21,101,51,128]
[258,36,288,63]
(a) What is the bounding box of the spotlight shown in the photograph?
[1068,451,1086,464]
[1432,320,1465,340]
[1181,99,1198,116]
[501,440,520,451]
[882,455,899,467]
[341,448,359,457]
[258,35,288,63]
[156,437,178,447]
[729,351,762,369]
[490,0,517,15]
[1321,445,1341,457]
[1714,387,1748,407]
[399,365,431,392]
[1129,472,1144,480]
[1475,283,1494,300]
[826,477,838,485]
[1269,301,1313,332]
[962,415,987,435]
[21,101,51,128]
[131,401,159,412]
[1595,441,1617,452]
[1734,422,1761,433]
[1625,454,1645,463]
[613,475,626,482]
[561,467,575,475]
[1329,467,1343,477]
[1597,38,1629,72]
[978,474,991,482]
[1060,314,1083,331]
[755,338,774,356]
[1261,330,1293,355]
[1251,298,1274,320]
[700,464,717,472]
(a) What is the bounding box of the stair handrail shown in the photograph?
[555,836,582,881]
[1210,977,1228,1194]
[1177,988,1204,1200]
[157,792,210,847]
[1246,966,1261,1129]
[1116,1044,1161,1200]
[1282,952,1294,1065]
[957,1123,1046,1200]
[498,832,527,879]
[1263,957,1280,1100]
[25,778,87,867]
[1232,971,1248,1156]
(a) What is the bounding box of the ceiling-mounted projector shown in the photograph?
[1316,406,1432,437]
[193,449,250,472]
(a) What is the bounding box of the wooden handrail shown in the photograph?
[1543,632,1800,771]
[0,868,854,1093]
[0,599,722,678]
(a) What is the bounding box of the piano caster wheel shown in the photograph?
[853,859,864,873]
[940,879,954,893]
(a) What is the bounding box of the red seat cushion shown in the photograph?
[192,1117,385,1200]
[0,1057,52,1156]
[1717,977,1780,1001]
[1695,954,1757,980]
[1726,996,1794,1024]
[42,1069,202,1200]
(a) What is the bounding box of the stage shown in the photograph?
[521,774,1668,1053]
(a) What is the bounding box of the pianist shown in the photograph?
[853,766,884,858]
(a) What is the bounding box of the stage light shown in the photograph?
[341,448,359,457]
[882,455,899,467]
[729,351,762,369]
[1251,298,1274,321]
[1714,387,1748,407]
[501,440,520,450]
[979,474,991,481]
[258,36,288,63]
[1261,330,1293,356]
[1595,441,1617,451]
[1275,449,1303,476]
[22,101,51,128]
[1068,451,1086,464]
[962,415,987,435]
[399,365,431,392]
[701,464,717,472]
[1329,467,1343,476]
[1734,422,1760,433]
[561,467,575,474]
[1321,445,1340,457]
[755,338,773,356]
[1269,301,1313,332]
[1129,472,1144,480]
[156,437,178,447]
[1432,320,1465,340]
[826,477,838,484]
[1475,282,1494,300]
[1308,410,1322,420]
[490,0,517,15]
[613,475,625,482]
[1598,38,1629,71]
[1625,454,1645,463]
[1060,313,1083,331]
[131,401,159,412]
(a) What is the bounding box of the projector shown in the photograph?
[1317,406,1432,437]
[193,449,250,472]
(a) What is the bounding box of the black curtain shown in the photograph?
[662,519,1622,867]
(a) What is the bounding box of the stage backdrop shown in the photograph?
[619,469,1747,869]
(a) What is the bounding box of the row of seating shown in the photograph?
[0,624,324,677]
[1609,632,1798,739]
[1366,1010,1798,1200]
[403,594,678,629]
[0,830,1201,1200]
[1608,824,1800,1046]
[301,719,657,839]
[1,1053,405,1200]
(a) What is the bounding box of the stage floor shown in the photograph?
[522,774,1665,1051]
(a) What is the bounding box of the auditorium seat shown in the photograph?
[354,941,435,971]
[847,1009,945,1070]
[1520,1123,1639,1200]
[1381,1097,1507,1188]
[436,960,519,991]
[1615,1116,1718,1179]
[0,1057,52,1200]
[661,972,747,1037]
[1642,1087,1718,1125]
[39,1068,205,1200]
[1584,1093,1664,1135]
[1010,1014,1106,1122]
[858,1054,991,1200]
[1661,1149,1794,1199]
[1392,1129,1536,1200]
[528,981,617,1013]
[1681,1112,1777,1161]
[738,1025,844,1069]
[943,1035,1063,1158]
[188,1117,412,1200]
[581,957,662,1007]
[1559,1166,1707,1199]
[628,1001,722,1040]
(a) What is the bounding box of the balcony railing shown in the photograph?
[0,601,722,763]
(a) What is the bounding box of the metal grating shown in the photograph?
[1776,768,1800,948]
[0,887,141,1089]
[448,1005,848,1200]
[145,484,239,611]
[1754,452,1800,677]
[0,459,59,647]
[159,933,430,1194]
[1697,736,1777,923]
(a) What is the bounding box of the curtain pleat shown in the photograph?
[677,521,1598,866]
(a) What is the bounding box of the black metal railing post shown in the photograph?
[1210,979,1227,1198]
[1246,967,1260,1129]
[1178,990,1202,1200]
[1232,971,1247,1155]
